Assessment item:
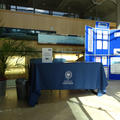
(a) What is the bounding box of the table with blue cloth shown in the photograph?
[29,61,108,106]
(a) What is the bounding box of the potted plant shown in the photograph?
[0,38,36,98]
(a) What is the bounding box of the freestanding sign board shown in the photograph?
[42,48,53,63]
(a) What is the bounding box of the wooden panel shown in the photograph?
[0,9,116,36]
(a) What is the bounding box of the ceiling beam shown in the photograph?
[110,0,117,6]
[82,0,116,18]
[57,0,73,10]
[91,0,106,5]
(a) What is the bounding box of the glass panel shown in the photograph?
[53,11,65,16]
[38,34,84,45]
[35,9,49,14]
[0,4,6,9]
[17,6,34,13]
[10,5,16,11]
[0,27,37,40]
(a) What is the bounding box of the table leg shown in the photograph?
[97,89,106,96]
[59,90,61,96]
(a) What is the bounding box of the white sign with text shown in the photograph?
[42,48,52,63]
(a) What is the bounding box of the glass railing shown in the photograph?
[0,27,85,45]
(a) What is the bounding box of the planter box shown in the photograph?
[0,80,6,97]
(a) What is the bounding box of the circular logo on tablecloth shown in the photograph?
[65,71,72,80]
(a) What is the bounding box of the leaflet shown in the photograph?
[103,31,108,40]
[88,28,93,52]
[102,57,107,65]
[96,57,101,63]
[97,30,102,39]
[97,40,102,49]
[103,41,108,49]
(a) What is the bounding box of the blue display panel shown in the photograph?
[85,23,110,56]
[109,30,120,80]
[85,21,110,79]
[85,21,120,80]
[110,29,120,55]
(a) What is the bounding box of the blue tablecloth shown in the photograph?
[29,62,108,106]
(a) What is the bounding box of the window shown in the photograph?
[54,53,80,62]
[53,11,65,16]
[35,9,49,14]
[17,6,34,13]
[10,5,16,11]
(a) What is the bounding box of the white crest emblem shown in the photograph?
[65,71,72,80]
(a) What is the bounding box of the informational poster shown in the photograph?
[104,67,108,78]
[103,31,109,40]
[114,32,120,37]
[111,57,120,74]
[42,48,53,63]
[88,28,93,52]
[97,40,102,49]
[102,56,107,65]
[97,30,102,39]
[96,57,101,63]
[114,48,120,55]
[103,41,108,49]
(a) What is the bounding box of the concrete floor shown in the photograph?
[0,80,120,120]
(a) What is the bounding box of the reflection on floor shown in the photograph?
[0,80,120,120]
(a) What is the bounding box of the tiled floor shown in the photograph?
[0,80,120,120]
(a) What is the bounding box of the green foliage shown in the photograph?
[0,38,36,78]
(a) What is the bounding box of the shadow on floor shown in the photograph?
[0,88,94,109]
[107,80,120,102]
